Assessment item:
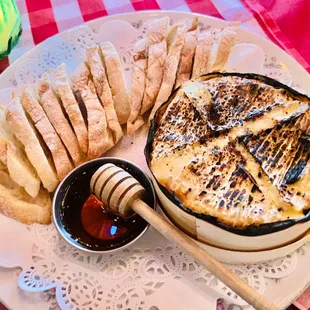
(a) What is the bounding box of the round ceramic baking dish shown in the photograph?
[144,72,310,251]
[150,177,310,251]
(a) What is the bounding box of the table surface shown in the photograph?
[1,0,310,309]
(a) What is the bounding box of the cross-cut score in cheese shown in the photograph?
[152,144,200,191]
[284,164,310,211]
[183,80,309,142]
[227,100,308,139]
[243,118,310,212]
[235,143,303,219]
[183,81,212,122]
[151,140,283,228]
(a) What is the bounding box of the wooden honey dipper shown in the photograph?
[90,163,278,310]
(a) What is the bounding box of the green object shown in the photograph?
[0,0,21,59]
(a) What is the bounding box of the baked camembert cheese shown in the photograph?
[149,73,310,228]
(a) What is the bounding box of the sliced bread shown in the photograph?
[5,97,58,192]
[175,18,198,88]
[141,17,169,114]
[53,64,88,154]
[37,73,86,166]
[209,23,239,72]
[0,105,41,198]
[20,87,73,180]
[99,42,130,124]
[72,63,114,159]
[149,21,188,121]
[0,171,51,224]
[192,31,214,78]
[127,39,147,136]
[86,46,123,144]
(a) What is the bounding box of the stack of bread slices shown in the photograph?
[0,17,239,225]
[127,17,239,134]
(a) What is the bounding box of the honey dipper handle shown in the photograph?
[131,199,279,310]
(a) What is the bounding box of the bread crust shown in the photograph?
[38,74,86,166]
[149,22,188,121]
[175,18,198,88]
[86,47,123,144]
[21,87,73,180]
[5,98,58,192]
[72,63,114,159]
[192,31,214,78]
[210,24,239,72]
[127,38,147,136]
[6,143,41,198]
[100,42,130,124]
[53,64,88,154]
[0,177,51,224]
[141,17,169,114]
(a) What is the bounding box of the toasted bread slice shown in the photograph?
[0,171,51,224]
[0,105,11,165]
[37,73,86,166]
[0,160,5,171]
[72,63,114,159]
[149,21,189,121]
[141,17,169,114]
[6,143,41,198]
[210,23,239,72]
[0,106,41,197]
[0,105,41,197]
[0,138,6,165]
[20,87,73,180]
[192,31,214,78]
[175,18,198,88]
[99,42,130,124]
[0,171,18,188]
[53,64,88,154]
[86,46,123,144]
[5,98,58,192]
[127,38,147,136]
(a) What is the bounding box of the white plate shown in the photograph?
[159,203,310,264]
[195,230,310,264]
[0,11,310,310]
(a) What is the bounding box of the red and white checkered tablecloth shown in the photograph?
[1,0,310,75]
[0,0,310,309]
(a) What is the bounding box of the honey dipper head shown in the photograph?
[90,163,145,216]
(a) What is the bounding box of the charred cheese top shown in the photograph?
[150,73,310,228]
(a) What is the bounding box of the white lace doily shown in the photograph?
[1,11,310,310]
